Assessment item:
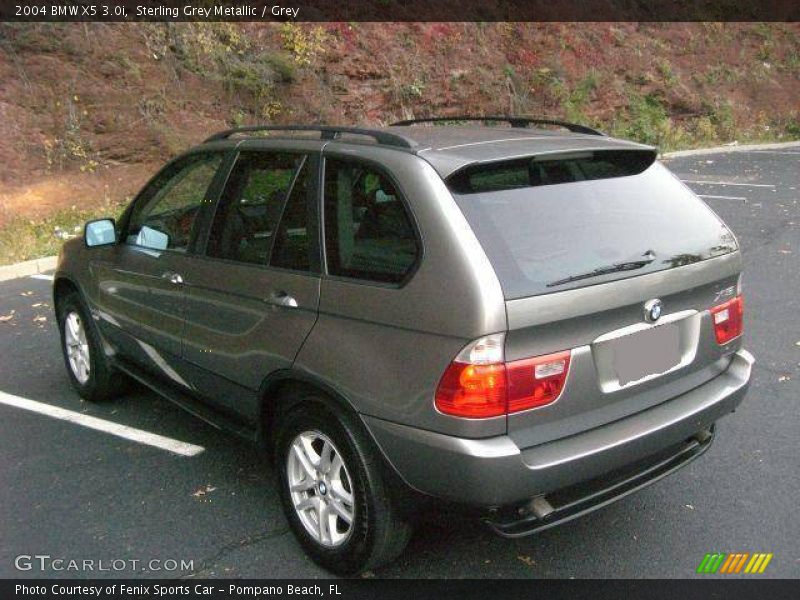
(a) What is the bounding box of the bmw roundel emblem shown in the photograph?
[644,299,663,323]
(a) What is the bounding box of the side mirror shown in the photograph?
[135,225,169,251]
[84,218,117,248]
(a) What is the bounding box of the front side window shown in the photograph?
[127,153,223,252]
[323,158,418,284]
[206,152,306,267]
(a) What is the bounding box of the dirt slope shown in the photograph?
[1,22,798,225]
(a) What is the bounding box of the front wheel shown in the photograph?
[56,290,119,402]
[275,400,412,575]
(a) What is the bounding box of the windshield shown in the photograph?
[448,158,737,299]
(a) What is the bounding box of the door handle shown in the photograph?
[268,291,298,308]
[161,271,184,285]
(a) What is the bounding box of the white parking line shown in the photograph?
[30,274,54,281]
[0,391,205,457]
[681,180,776,188]
[698,194,747,201]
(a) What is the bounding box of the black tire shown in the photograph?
[274,398,412,575]
[56,290,119,402]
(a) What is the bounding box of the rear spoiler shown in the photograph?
[447,148,657,194]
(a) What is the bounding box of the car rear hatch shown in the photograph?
[446,148,744,446]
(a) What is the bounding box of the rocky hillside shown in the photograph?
[1,21,799,226]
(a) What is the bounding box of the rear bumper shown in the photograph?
[364,348,753,508]
[486,426,715,537]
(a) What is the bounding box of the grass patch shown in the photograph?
[0,200,127,266]
[657,60,678,85]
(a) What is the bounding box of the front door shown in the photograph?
[92,151,226,380]
[180,148,322,422]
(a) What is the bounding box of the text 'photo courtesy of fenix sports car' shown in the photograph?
[53,116,753,574]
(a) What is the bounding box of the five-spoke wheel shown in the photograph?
[287,431,355,547]
[63,311,91,384]
[56,289,119,402]
[275,399,412,575]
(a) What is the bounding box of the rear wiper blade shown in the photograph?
[546,257,655,288]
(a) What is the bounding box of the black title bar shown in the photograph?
[1,0,798,22]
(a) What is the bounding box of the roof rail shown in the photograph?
[391,116,605,136]
[203,125,415,148]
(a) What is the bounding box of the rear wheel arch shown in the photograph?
[258,370,420,511]
[257,371,364,447]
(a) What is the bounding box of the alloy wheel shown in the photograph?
[286,430,355,547]
[64,311,91,384]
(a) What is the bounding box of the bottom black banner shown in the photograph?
[2,579,799,600]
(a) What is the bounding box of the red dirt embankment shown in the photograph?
[1,22,798,224]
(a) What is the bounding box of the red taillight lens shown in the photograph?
[710,295,744,344]
[507,350,571,412]
[435,334,571,418]
[435,362,507,418]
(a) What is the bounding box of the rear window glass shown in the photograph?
[448,156,737,299]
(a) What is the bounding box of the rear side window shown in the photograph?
[448,154,737,299]
[323,158,419,284]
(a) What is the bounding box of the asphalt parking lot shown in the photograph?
[1,145,798,579]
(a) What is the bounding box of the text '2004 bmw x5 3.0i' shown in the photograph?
[53,116,753,574]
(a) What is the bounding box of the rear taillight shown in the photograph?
[435,362,507,418]
[506,351,571,412]
[710,295,744,344]
[435,334,571,419]
[435,333,507,418]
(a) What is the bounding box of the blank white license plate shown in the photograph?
[613,323,681,386]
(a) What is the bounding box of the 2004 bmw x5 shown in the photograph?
[54,117,753,574]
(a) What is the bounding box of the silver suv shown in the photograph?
[54,117,753,574]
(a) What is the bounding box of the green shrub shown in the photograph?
[280,24,328,66]
[619,93,670,146]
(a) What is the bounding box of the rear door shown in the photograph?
[447,151,743,446]
[92,151,226,373]
[179,145,322,422]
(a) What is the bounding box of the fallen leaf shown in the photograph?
[192,484,217,497]
[33,315,47,323]
[0,312,15,323]
[20,291,33,297]
[31,302,44,308]
[778,375,790,382]
[778,249,792,254]
[361,571,375,579]
[518,555,536,566]
[685,504,695,510]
